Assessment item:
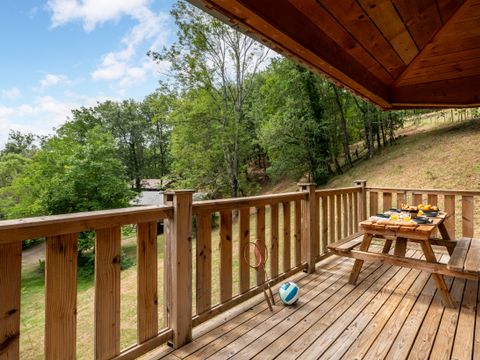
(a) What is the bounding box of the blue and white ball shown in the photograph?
[279,282,300,305]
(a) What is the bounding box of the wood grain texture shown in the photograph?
[282,202,291,272]
[137,222,158,343]
[358,0,418,64]
[45,234,77,359]
[348,192,353,236]
[464,238,480,273]
[270,204,279,278]
[0,241,22,359]
[329,195,335,246]
[342,194,348,239]
[447,237,471,271]
[320,196,328,251]
[383,192,392,212]
[288,0,394,83]
[95,226,121,359]
[294,200,302,266]
[168,191,193,347]
[392,0,442,48]
[239,208,250,294]
[256,206,266,285]
[444,194,456,239]
[335,194,342,241]
[220,210,233,302]
[318,0,405,77]
[196,213,212,313]
[369,191,379,216]
[462,195,474,237]
[353,192,359,232]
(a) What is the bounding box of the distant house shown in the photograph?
[130,179,207,206]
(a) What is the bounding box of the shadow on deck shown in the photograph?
[146,245,478,360]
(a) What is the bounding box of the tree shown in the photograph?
[149,0,270,197]
[256,59,332,183]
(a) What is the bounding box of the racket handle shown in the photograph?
[263,286,273,311]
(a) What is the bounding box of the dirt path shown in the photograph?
[22,241,45,268]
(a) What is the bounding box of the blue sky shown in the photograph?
[0,0,177,147]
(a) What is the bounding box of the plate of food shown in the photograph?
[413,216,432,224]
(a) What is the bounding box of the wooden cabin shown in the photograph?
[1,1,480,359]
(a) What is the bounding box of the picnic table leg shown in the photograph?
[438,222,454,255]
[394,237,407,257]
[382,239,393,254]
[349,234,373,285]
[420,241,455,308]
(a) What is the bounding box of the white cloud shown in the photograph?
[48,0,151,31]
[2,88,21,101]
[39,73,70,89]
[91,8,169,91]
[48,1,170,92]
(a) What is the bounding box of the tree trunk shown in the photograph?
[380,120,387,146]
[331,85,353,168]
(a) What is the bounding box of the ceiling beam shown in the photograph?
[391,75,480,107]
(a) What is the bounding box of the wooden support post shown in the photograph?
[164,190,194,348]
[354,180,367,221]
[45,234,77,359]
[239,208,250,293]
[0,242,22,359]
[298,183,318,274]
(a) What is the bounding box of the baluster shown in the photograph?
[95,226,121,359]
[294,200,302,266]
[220,210,233,302]
[0,241,22,359]
[348,192,354,236]
[462,196,474,237]
[321,196,328,251]
[45,234,77,359]
[342,193,348,238]
[329,195,335,244]
[444,195,456,239]
[137,222,158,343]
[239,208,250,294]
[383,192,392,211]
[369,191,379,216]
[282,202,291,272]
[256,206,265,284]
[336,194,342,241]
[270,204,279,278]
[196,213,212,313]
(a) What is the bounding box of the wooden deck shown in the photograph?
[147,245,479,360]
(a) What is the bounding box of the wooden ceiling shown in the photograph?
[188,0,480,109]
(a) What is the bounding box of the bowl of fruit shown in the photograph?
[418,204,439,217]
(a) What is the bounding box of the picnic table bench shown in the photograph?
[329,212,480,308]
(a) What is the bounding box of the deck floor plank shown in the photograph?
[301,252,424,360]
[148,246,480,360]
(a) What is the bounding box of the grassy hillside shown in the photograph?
[326,118,480,191]
[266,118,480,192]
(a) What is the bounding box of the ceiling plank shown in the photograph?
[437,0,465,23]
[397,56,480,85]
[393,0,474,86]
[318,0,405,77]
[391,0,442,49]
[391,75,480,107]
[188,0,392,107]
[357,0,418,64]
[288,0,394,84]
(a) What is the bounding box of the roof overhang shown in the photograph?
[187,0,480,110]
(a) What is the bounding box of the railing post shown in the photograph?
[298,183,317,274]
[354,180,367,221]
[164,190,194,348]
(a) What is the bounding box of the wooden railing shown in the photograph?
[2,181,478,359]
[366,186,480,239]
[0,205,174,360]
[190,190,307,326]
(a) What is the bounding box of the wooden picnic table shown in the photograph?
[350,212,455,307]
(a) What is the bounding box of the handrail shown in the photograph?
[366,186,480,197]
[192,191,306,213]
[0,205,173,243]
[315,186,361,196]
